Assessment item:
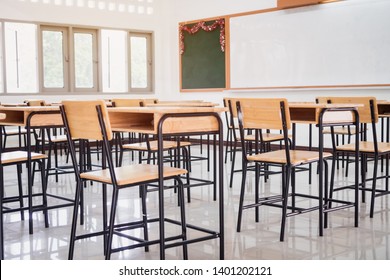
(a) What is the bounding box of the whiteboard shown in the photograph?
[229,0,390,88]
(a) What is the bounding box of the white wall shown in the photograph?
[1,0,388,146]
[0,0,173,103]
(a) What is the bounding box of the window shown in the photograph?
[102,30,153,92]
[73,29,98,91]
[101,29,127,92]
[0,20,153,94]
[129,32,152,92]
[4,22,38,93]
[41,26,69,91]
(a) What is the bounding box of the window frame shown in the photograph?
[72,27,99,92]
[39,25,70,92]
[0,19,154,95]
[128,31,153,93]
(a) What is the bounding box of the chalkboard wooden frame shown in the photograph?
[179,18,227,92]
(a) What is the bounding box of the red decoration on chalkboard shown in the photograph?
[179,19,225,54]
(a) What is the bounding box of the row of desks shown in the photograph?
[0,102,379,128]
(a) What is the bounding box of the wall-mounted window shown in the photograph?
[41,26,69,91]
[73,28,98,91]
[4,22,38,93]
[102,30,153,93]
[129,32,152,92]
[0,19,154,95]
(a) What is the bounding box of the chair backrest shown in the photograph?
[315,97,331,104]
[25,99,46,106]
[112,98,143,107]
[61,100,112,141]
[141,98,158,105]
[236,98,291,131]
[326,96,378,124]
[226,98,240,118]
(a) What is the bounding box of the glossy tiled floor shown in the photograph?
[2,145,389,260]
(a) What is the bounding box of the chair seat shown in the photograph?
[323,127,358,135]
[38,135,68,143]
[122,140,191,152]
[336,141,390,153]
[3,128,28,136]
[247,150,332,165]
[0,151,47,164]
[80,164,188,186]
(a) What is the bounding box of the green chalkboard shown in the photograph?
[180,21,226,90]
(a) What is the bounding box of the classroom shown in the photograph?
[0,0,389,272]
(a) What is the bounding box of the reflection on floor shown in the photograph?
[2,145,389,260]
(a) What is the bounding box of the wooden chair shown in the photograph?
[111,98,144,107]
[327,96,390,218]
[60,100,188,259]
[223,98,234,163]
[24,99,46,106]
[316,97,365,176]
[227,98,286,189]
[234,98,355,241]
[25,101,69,182]
[1,115,49,259]
[1,126,27,150]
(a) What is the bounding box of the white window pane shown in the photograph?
[102,29,127,92]
[42,30,65,88]
[5,22,38,93]
[74,33,93,88]
[130,36,147,89]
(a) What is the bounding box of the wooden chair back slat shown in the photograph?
[315,97,331,104]
[112,99,143,107]
[25,99,46,106]
[237,98,291,130]
[61,100,112,141]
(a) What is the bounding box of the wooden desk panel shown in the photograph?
[289,103,358,125]
[0,106,61,127]
[378,101,390,116]
[108,107,226,134]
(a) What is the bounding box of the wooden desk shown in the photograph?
[289,102,358,125]
[0,106,61,127]
[377,100,390,114]
[108,106,225,134]
[377,100,390,143]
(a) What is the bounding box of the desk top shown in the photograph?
[0,105,226,134]
[0,103,27,107]
[289,102,361,109]
[108,106,226,113]
[147,102,220,107]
